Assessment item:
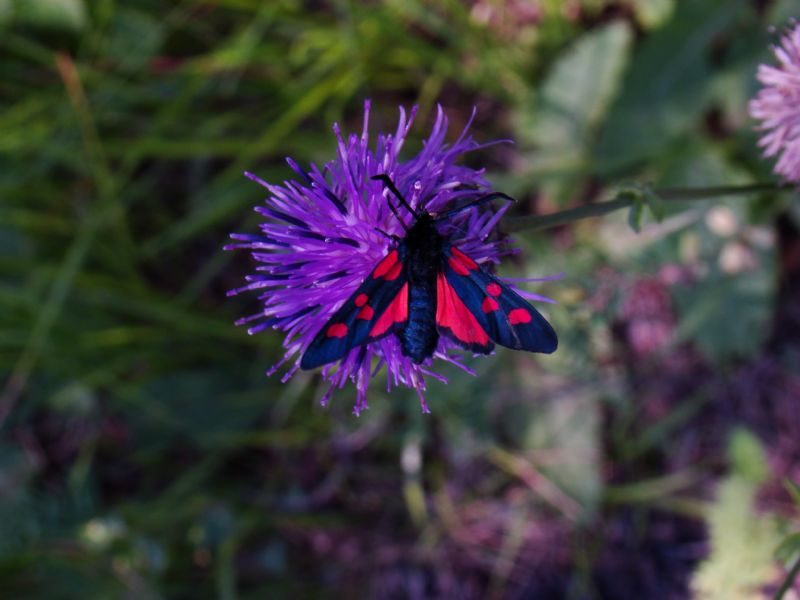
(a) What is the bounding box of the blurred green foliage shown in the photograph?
[2,0,800,597]
[692,430,780,599]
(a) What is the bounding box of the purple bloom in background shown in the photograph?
[227,102,554,414]
[749,22,800,182]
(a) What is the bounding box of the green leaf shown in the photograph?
[618,183,663,232]
[691,475,781,599]
[786,479,800,509]
[527,21,633,142]
[0,0,12,27]
[10,0,86,32]
[516,21,632,202]
[630,0,675,29]
[728,428,768,484]
[673,269,774,364]
[628,196,644,233]
[775,533,800,565]
[644,188,665,222]
[692,429,777,597]
[105,8,165,70]
[594,0,751,173]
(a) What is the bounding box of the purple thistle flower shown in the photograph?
[749,22,800,182]
[227,101,555,415]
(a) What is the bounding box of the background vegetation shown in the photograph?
[2,0,800,597]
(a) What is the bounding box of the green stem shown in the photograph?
[504,182,793,233]
[775,554,800,600]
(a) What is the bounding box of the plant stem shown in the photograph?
[504,182,793,233]
[775,554,800,600]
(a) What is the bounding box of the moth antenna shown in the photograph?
[371,174,419,219]
[382,198,409,232]
[434,192,515,223]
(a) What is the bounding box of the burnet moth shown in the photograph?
[300,175,557,370]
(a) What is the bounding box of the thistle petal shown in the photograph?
[749,23,800,182]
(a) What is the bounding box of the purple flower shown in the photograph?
[749,22,800,182]
[227,101,554,415]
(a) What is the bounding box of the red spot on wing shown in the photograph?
[448,256,470,276]
[451,247,478,270]
[448,247,479,276]
[486,282,502,297]
[372,250,399,279]
[369,284,408,336]
[355,293,369,307]
[384,260,402,281]
[436,274,490,345]
[357,305,374,320]
[327,323,348,338]
[509,308,532,325]
[482,297,499,313]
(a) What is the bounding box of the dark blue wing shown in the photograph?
[438,244,557,354]
[300,248,409,370]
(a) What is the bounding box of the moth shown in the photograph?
[300,175,557,370]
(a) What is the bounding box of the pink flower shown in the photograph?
[749,23,800,182]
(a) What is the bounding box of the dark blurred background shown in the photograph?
[2,0,800,598]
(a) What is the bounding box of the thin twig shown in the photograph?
[505,182,793,233]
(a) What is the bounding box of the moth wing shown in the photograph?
[300,249,409,370]
[438,244,557,354]
[435,270,495,354]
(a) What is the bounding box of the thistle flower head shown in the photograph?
[227,102,552,414]
[749,22,800,182]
